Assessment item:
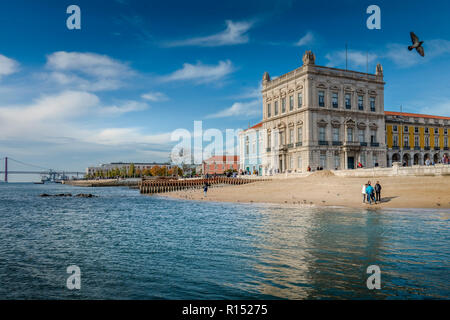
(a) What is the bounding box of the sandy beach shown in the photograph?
[164,171,450,209]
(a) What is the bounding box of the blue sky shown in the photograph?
[1,0,450,179]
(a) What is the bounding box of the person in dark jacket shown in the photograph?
[203,181,210,197]
[375,181,382,202]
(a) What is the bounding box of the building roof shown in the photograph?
[243,122,262,132]
[384,111,450,120]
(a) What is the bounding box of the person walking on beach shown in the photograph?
[366,182,374,205]
[203,181,210,197]
[362,183,367,203]
[375,181,382,202]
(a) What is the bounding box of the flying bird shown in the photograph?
[408,32,424,57]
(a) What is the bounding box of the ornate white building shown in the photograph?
[261,51,387,174]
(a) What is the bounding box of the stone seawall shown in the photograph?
[332,163,450,177]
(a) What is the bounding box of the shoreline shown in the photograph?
[160,172,450,209]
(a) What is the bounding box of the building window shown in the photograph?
[245,136,249,155]
[358,129,365,143]
[435,128,439,134]
[297,127,303,143]
[298,155,302,170]
[358,95,364,110]
[267,133,271,148]
[445,137,448,148]
[318,91,325,107]
[297,93,303,108]
[345,93,351,109]
[445,128,448,135]
[425,127,429,134]
[373,154,378,167]
[393,135,398,147]
[334,153,340,169]
[404,126,409,133]
[333,127,340,142]
[393,125,398,132]
[414,135,419,147]
[274,101,279,115]
[425,136,429,147]
[281,97,286,113]
[319,127,326,141]
[280,131,285,145]
[435,136,439,147]
[289,128,294,144]
[404,135,409,147]
[347,127,353,142]
[267,103,271,118]
[320,152,327,168]
[370,97,376,112]
[415,126,419,133]
[371,130,377,143]
[289,95,294,111]
[332,92,338,108]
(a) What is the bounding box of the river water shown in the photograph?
[0,183,448,299]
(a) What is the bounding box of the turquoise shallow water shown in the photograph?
[0,183,448,299]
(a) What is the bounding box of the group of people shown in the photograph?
[362,181,382,205]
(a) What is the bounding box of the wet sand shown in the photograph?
[164,171,450,209]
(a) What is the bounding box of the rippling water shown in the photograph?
[0,183,448,299]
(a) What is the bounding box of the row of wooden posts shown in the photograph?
[139,177,267,194]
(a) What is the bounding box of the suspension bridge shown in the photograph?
[0,157,85,183]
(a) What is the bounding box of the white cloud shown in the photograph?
[94,128,172,145]
[325,50,377,69]
[384,39,450,68]
[44,51,134,91]
[165,20,253,47]
[100,101,149,115]
[141,91,168,101]
[295,31,315,47]
[0,91,153,142]
[0,54,19,79]
[161,60,234,83]
[416,99,450,117]
[205,99,261,119]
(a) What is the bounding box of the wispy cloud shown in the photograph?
[294,31,315,47]
[141,91,169,101]
[0,54,19,79]
[205,99,261,119]
[160,60,234,84]
[385,39,450,68]
[325,50,377,69]
[100,101,149,115]
[44,51,134,91]
[164,20,253,47]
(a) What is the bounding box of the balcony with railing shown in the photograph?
[371,142,380,147]
[424,146,430,150]
[360,142,367,147]
[295,142,302,147]
[266,147,271,152]
[414,146,421,151]
[392,145,400,150]
[434,147,440,150]
[287,143,294,149]
[332,141,342,146]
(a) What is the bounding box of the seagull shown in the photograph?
[408,32,424,57]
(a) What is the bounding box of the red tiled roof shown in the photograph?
[243,122,262,131]
[385,111,450,120]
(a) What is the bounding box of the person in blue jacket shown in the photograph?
[365,182,374,204]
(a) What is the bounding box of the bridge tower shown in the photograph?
[4,157,7,183]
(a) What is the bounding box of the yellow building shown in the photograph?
[385,111,449,165]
